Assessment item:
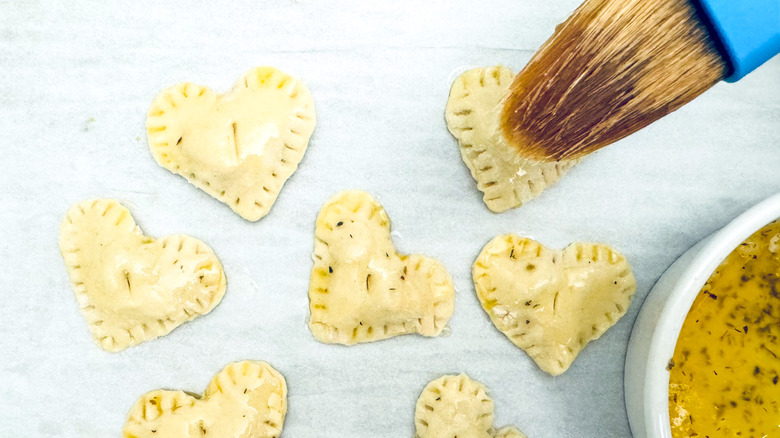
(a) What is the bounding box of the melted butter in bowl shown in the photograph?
[669,220,780,437]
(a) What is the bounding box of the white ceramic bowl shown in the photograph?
[624,193,780,438]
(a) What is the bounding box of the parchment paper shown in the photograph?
[1,1,778,436]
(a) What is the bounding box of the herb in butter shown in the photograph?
[669,220,780,437]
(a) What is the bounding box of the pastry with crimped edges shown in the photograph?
[59,199,226,352]
[146,66,316,221]
[308,190,455,345]
[414,374,526,438]
[473,235,636,375]
[123,361,287,438]
[445,66,578,213]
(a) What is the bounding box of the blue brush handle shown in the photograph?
[695,0,780,82]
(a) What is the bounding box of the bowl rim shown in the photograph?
[642,192,780,437]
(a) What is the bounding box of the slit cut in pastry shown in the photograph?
[308,190,455,345]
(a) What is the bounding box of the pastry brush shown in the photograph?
[500,0,780,161]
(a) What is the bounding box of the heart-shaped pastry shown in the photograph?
[308,191,455,345]
[59,199,226,352]
[473,235,636,376]
[445,66,579,213]
[122,361,287,438]
[146,67,316,221]
[414,374,526,438]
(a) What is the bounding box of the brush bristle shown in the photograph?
[501,0,728,161]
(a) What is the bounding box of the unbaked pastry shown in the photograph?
[414,374,526,438]
[308,191,455,344]
[59,199,226,352]
[473,235,635,375]
[445,66,578,213]
[146,66,316,221]
[123,361,287,438]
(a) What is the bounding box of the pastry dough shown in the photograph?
[308,191,455,344]
[59,199,226,352]
[445,66,578,213]
[414,374,526,438]
[146,66,316,221]
[123,361,287,438]
[473,235,635,376]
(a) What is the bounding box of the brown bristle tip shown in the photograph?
[500,0,728,162]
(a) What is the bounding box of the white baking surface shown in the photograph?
[0,1,778,437]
